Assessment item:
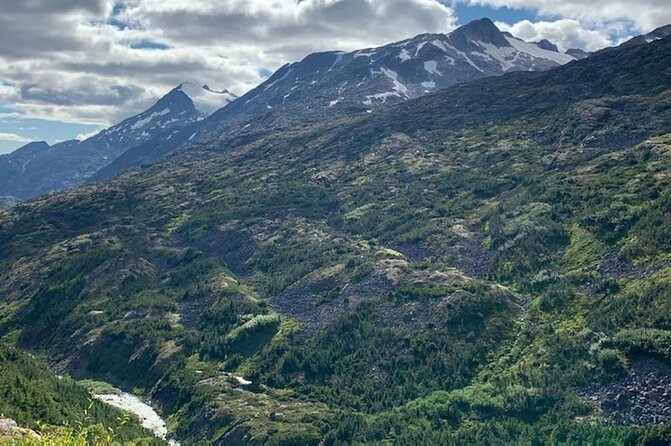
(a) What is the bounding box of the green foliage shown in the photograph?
[589,273,671,332]
[0,345,157,443]
[613,328,671,360]
[0,37,670,444]
[250,289,519,414]
[621,193,671,262]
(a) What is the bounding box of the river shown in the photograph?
[95,392,180,445]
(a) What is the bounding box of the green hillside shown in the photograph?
[0,345,159,444]
[0,36,670,444]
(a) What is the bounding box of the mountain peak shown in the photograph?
[202,85,238,98]
[449,18,510,47]
[646,24,671,41]
[566,48,590,59]
[152,84,196,112]
[535,39,559,52]
[615,23,671,49]
[14,141,50,155]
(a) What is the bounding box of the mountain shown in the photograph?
[219,18,574,115]
[182,82,239,116]
[565,47,590,59]
[93,18,576,181]
[202,85,237,98]
[0,196,19,210]
[620,23,671,47]
[533,38,559,52]
[1,32,669,444]
[0,85,200,200]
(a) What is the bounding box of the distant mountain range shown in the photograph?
[1,18,669,201]
[92,18,582,182]
[0,85,200,200]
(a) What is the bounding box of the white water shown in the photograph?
[95,393,179,445]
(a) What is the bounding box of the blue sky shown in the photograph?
[0,0,667,155]
[0,112,98,155]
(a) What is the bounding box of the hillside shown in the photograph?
[0,345,159,443]
[0,33,670,445]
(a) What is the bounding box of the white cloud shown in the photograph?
[76,129,102,141]
[0,132,31,143]
[459,0,671,32]
[1,0,668,135]
[496,19,612,52]
[0,0,457,127]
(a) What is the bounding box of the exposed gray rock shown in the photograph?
[580,359,671,426]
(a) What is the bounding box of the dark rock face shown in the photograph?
[449,17,512,47]
[266,266,394,336]
[583,251,671,298]
[581,359,671,426]
[566,48,591,59]
[535,39,559,52]
[0,86,199,200]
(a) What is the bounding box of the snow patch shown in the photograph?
[130,108,170,130]
[398,48,411,62]
[424,60,441,75]
[454,49,484,72]
[354,49,376,58]
[431,39,449,52]
[380,67,408,97]
[363,91,401,106]
[473,41,516,71]
[414,41,428,56]
[328,52,345,71]
[421,81,436,88]
[504,36,574,64]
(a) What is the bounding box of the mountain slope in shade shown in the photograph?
[0,86,200,200]
[621,24,671,47]
[566,48,590,59]
[94,18,576,181]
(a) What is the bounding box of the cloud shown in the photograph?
[458,0,671,32]
[0,132,31,143]
[1,0,668,135]
[496,19,612,52]
[0,0,457,128]
[76,129,102,141]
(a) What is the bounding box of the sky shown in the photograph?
[0,0,669,155]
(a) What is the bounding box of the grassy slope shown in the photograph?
[0,37,670,444]
[0,345,159,444]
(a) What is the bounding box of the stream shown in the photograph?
[95,392,180,445]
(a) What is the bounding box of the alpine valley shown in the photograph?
[1,17,671,445]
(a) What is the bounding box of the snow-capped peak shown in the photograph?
[84,85,199,146]
[202,18,580,124]
[180,82,238,116]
